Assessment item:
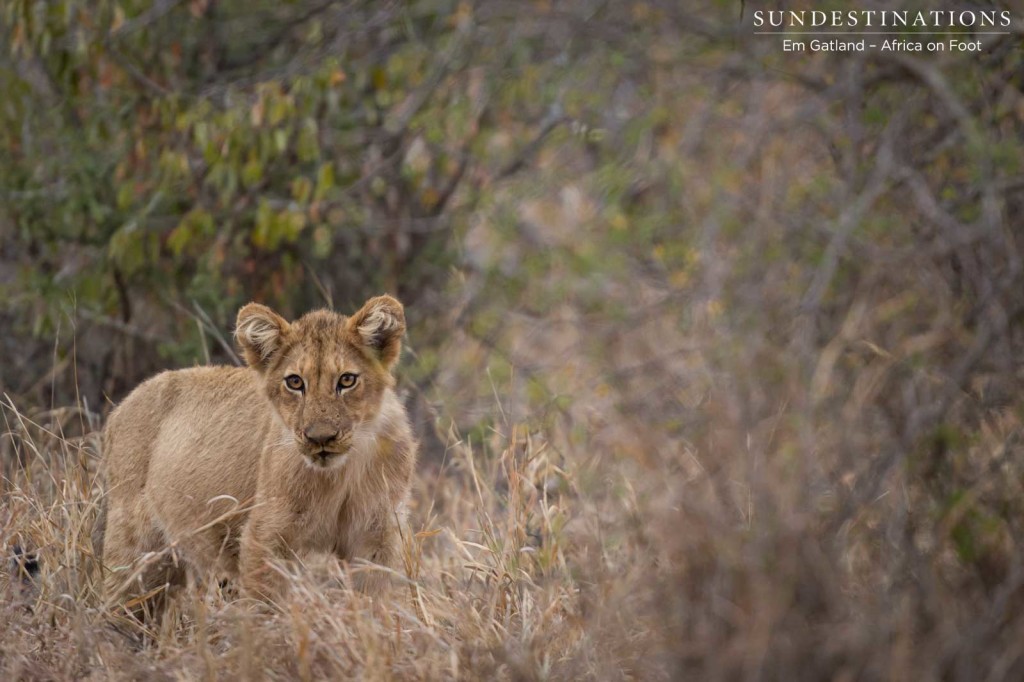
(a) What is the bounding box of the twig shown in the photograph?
[77,310,162,345]
[495,107,566,181]
[799,116,900,313]
[107,0,184,41]
[189,300,242,366]
[383,28,472,137]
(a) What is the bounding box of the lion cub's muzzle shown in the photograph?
[300,423,354,467]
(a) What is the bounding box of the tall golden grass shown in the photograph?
[1,396,608,679]
[5,339,1023,681]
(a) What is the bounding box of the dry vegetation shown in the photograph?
[3,1,1024,679]
[1,401,601,679]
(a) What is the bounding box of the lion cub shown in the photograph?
[95,295,417,603]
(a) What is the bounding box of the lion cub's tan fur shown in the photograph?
[95,295,416,603]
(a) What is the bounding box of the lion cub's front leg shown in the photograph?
[345,513,404,595]
[238,502,291,602]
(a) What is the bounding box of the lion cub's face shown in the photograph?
[234,295,406,469]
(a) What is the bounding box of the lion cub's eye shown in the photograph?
[337,373,359,391]
[284,375,305,392]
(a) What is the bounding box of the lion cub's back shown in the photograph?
[103,366,273,521]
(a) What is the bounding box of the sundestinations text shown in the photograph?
[754,10,1011,29]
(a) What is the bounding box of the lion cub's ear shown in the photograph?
[347,295,406,368]
[236,303,290,371]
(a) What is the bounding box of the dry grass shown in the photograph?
[0,397,601,680]
[3,323,1024,681]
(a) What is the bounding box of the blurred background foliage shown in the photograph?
[3,0,1024,677]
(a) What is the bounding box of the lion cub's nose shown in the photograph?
[304,423,339,446]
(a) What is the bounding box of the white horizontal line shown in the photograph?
[755,31,1010,35]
